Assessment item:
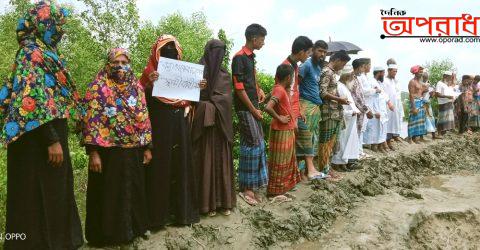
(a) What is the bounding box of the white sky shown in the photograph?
[1,0,478,91]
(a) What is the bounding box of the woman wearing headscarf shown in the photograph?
[81,48,152,246]
[0,1,83,249]
[140,35,205,228]
[192,39,236,216]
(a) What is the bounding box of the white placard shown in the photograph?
[152,57,204,102]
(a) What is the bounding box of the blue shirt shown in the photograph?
[299,58,323,105]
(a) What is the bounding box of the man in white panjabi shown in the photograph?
[363,66,392,153]
[332,65,361,170]
[362,64,388,152]
[351,58,374,160]
[381,63,404,150]
[358,59,378,153]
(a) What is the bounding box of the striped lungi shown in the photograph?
[468,99,480,128]
[267,129,301,196]
[296,99,320,157]
[237,111,268,190]
[437,102,455,132]
[317,119,341,174]
[408,98,427,137]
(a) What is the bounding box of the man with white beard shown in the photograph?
[332,65,361,171]
[381,63,404,150]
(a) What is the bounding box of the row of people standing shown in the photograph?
[0,1,238,248]
[82,35,237,246]
[407,66,480,143]
[4,2,478,249]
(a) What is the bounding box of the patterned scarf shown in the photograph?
[81,48,152,148]
[0,0,79,145]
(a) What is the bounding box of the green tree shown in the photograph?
[423,59,456,117]
[60,12,105,94]
[424,59,456,87]
[217,29,233,70]
[79,0,140,51]
[131,11,214,74]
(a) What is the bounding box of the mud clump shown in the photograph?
[399,189,423,199]
[408,210,480,249]
[135,134,480,249]
[247,135,480,248]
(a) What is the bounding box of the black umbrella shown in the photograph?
[327,41,362,55]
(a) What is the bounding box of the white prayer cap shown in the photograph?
[443,70,453,76]
[373,66,385,72]
[340,64,353,75]
[387,64,398,69]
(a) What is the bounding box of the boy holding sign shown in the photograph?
[232,24,268,206]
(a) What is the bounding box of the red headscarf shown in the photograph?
[140,35,190,107]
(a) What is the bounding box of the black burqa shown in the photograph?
[5,119,84,250]
[192,39,236,213]
[142,36,200,228]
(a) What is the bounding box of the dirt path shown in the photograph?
[295,173,480,249]
[83,133,480,249]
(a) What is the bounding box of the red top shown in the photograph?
[280,57,300,119]
[270,84,295,130]
[232,46,255,90]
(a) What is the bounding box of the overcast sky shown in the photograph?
[2,0,478,91]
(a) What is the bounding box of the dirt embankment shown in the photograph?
[87,133,480,250]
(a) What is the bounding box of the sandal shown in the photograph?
[284,192,296,199]
[269,195,293,204]
[221,209,231,216]
[239,192,258,206]
[308,172,328,180]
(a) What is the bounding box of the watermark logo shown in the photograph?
[380,8,480,43]
[1,233,27,242]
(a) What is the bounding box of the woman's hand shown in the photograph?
[143,149,152,165]
[199,79,207,90]
[148,71,159,82]
[48,142,63,167]
[89,151,102,173]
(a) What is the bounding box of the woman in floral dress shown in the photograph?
[81,48,152,246]
[0,1,84,249]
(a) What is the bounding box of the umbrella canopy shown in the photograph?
[327,41,362,55]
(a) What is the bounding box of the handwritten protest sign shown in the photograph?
[152,57,204,102]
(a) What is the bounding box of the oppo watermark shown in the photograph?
[0,232,27,241]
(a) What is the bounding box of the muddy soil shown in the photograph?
[84,133,480,250]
